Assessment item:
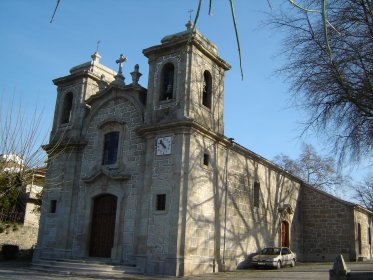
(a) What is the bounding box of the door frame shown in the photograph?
[281,220,290,247]
[89,193,118,258]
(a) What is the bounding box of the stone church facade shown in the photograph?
[33,22,373,276]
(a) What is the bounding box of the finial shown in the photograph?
[96,40,101,52]
[188,9,193,21]
[130,64,142,85]
[186,9,195,31]
[91,40,102,63]
[113,53,127,85]
[91,51,101,63]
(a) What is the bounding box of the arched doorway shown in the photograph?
[281,221,290,247]
[89,194,117,258]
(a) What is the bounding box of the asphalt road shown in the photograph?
[0,260,372,280]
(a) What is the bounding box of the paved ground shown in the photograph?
[0,260,372,280]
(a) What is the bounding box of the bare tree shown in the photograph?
[270,0,373,163]
[274,143,349,194]
[0,95,47,215]
[352,173,373,210]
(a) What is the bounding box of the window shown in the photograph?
[368,227,371,246]
[281,248,290,255]
[203,153,210,167]
[50,200,57,213]
[160,63,174,100]
[102,131,120,165]
[156,194,166,211]
[254,181,260,207]
[358,223,362,254]
[202,71,212,108]
[61,92,73,124]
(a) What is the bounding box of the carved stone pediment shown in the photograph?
[278,204,294,215]
[82,166,130,183]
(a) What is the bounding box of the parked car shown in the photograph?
[251,247,296,269]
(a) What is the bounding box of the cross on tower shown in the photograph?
[187,9,193,21]
[96,40,101,52]
[116,54,127,75]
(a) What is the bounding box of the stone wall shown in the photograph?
[183,133,302,275]
[354,208,373,260]
[0,225,39,250]
[301,185,355,261]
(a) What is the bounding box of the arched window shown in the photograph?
[160,63,174,101]
[102,131,120,165]
[61,92,73,124]
[202,71,212,108]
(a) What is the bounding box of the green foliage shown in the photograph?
[0,173,23,213]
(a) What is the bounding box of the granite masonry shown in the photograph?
[33,22,373,276]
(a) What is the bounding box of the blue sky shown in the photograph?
[0,0,369,184]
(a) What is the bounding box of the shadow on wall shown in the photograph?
[183,131,301,274]
[0,244,34,261]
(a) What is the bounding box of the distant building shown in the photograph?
[0,154,44,251]
[0,154,44,226]
[33,22,372,276]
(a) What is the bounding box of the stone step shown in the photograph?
[31,258,141,278]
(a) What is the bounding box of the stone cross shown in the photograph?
[329,254,350,280]
[116,54,127,75]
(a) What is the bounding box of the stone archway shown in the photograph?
[89,194,117,258]
[281,221,290,247]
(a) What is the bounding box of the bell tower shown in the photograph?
[143,21,231,134]
[50,52,116,144]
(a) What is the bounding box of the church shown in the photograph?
[33,22,373,276]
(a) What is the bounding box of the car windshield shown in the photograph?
[261,247,281,255]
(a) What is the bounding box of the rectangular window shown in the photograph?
[50,200,57,213]
[369,227,371,245]
[156,194,166,211]
[102,131,119,165]
[254,182,260,208]
[203,153,210,167]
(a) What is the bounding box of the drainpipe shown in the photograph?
[222,138,234,271]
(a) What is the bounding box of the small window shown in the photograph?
[253,181,260,208]
[156,194,166,211]
[368,227,371,245]
[50,200,57,213]
[102,131,120,165]
[203,153,210,167]
[160,63,174,101]
[202,71,212,108]
[61,92,73,124]
[357,223,362,255]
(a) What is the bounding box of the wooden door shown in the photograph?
[281,221,289,247]
[89,194,117,258]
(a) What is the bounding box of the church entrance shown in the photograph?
[89,194,117,258]
[281,221,290,247]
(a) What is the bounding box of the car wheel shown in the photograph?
[276,261,281,269]
[290,259,295,267]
